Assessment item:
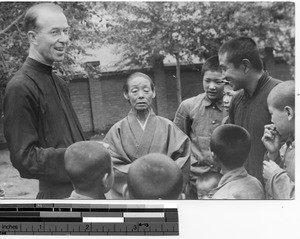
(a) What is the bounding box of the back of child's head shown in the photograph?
[64,141,112,191]
[196,171,222,199]
[267,80,295,111]
[127,153,183,199]
[200,55,222,79]
[210,124,251,170]
[196,171,222,189]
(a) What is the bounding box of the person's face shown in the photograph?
[203,71,224,102]
[268,104,292,138]
[196,179,217,199]
[219,53,246,91]
[223,84,237,112]
[33,10,69,65]
[124,76,155,111]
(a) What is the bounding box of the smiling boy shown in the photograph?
[174,55,228,198]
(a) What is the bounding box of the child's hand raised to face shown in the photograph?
[261,124,281,156]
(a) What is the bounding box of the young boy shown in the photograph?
[210,124,265,199]
[222,82,238,124]
[64,141,114,199]
[196,171,222,199]
[123,153,185,199]
[262,80,295,199]
[174,55,227,198]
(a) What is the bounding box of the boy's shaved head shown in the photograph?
[267,80,295,111]
[210,124,251,169]
[65,141,112,191]
[196,171,222,186]
[196,171,222,199]
[127,153,183,199]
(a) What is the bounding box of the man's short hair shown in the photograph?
[64,141,112,191]
[24,3,63,33]
[218,36,263,72]
[200,55,222,79]
[267,80,295,111]
[123,72,155,94]
[210,124,251,169]
[127,153,183,199]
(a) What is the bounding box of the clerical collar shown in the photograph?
[25,57,53,74]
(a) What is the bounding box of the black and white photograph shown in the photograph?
[0,1,298,238]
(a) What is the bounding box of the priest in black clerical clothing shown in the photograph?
[3,3,85,199]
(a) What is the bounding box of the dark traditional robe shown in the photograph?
[4,57,85,199]
[229,72,281,184]
[104,110,191,199]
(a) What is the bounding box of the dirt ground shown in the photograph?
[0,135,105,200]
[0,149,39,199]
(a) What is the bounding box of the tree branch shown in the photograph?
[0,48,8,73]
[0,12,25,36]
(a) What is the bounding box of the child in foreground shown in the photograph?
[262,80,295,199]
[196,171,222,199]
[123,153,185,199]
[64,141,114,199]
[210,124,265,199]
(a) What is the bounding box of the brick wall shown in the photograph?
[68,78,93,134]
[165,65,203,120]
[68,59,292,136]
[100,75,131,129]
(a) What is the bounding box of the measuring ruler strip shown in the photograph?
[0,204,178,235]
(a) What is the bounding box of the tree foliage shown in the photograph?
[0,1,295,92]
[0,1,106,88]
[102,2,294,71]
[100,2,294,104]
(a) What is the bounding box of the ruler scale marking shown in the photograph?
[0,204,178,235]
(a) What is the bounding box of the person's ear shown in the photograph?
[28,31,38,45]
[152,89,156,99]
[284,106,294,121]
[211,151,216,160]
[123,92,129,101]
[241,59,251,74]
[122,184,130,199]
[211,151,220,167]
[102,173,109,193]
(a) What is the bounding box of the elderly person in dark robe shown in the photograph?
[104,72,191,199]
